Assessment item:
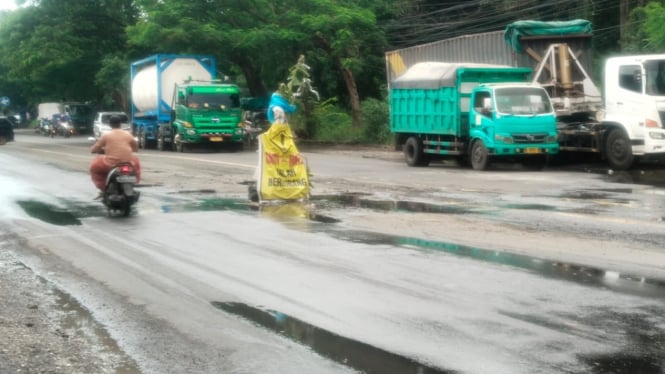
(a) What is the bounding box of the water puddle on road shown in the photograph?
[393,235,665,298]
[312,193,478,215]
[158,197,250,214]
[211,301,453,374]
[17,200,84,225]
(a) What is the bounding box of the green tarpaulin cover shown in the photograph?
[504,20,592,53]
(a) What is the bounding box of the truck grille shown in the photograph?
[513,133,547,144]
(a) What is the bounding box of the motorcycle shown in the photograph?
[101,161,140,217]
[56,119,75,138]
[39,119,56,137]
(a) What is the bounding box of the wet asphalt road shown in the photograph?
[1,130,665,374]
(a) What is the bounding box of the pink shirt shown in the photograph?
[91,129,138,165]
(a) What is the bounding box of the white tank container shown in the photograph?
[131,57,213,113]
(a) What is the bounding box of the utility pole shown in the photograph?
[619,0,629,42]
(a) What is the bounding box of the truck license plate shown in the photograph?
[210,137,223,142]
[525,147,541,154]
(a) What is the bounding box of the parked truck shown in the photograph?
[130,54,245,152]
[386,20,665,170]
[390,62,559,170]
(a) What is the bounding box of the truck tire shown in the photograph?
[470,140,490,171]
[404,136,430,167]
[174,134,187,153]
[0,136,7,145]
[157,134,166,152]
[139,130,148,149]
[605,129,634,170]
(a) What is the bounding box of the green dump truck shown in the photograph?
[390,62,559,170]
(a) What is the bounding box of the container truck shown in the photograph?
[130,54,245,152]
[386,20,665,170]
[390,62,559,170]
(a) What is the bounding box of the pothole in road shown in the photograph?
[17,200,85,225]
[210,301,453,374]
[311,193,482,214]
[319,230,665,298]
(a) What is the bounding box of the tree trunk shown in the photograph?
[314,34,363,128]
[339,65,362,128]
[237,57,267,97]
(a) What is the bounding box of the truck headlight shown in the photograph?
[495,135,513,144]
[649,131,665,140]
[186,129,196,135]
[546,135,557,143]
[235,128,244,135]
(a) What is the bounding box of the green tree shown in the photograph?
[95,55,130,111]
[632,1,665,52]
[128,0,391,132]
[0,0,135,109]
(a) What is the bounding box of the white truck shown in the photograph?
[37,102,64,122]
[386,20,665,169]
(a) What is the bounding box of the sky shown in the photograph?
[0,0,16,11]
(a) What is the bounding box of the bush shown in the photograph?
[309,99,361,143]
[360,98,390,144]
[289,97,391,145]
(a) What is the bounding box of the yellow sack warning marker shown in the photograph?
[256,122,311,202]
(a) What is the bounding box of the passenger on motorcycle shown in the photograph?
[89,115,141,197]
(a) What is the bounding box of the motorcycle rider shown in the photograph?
[89,115,141,198]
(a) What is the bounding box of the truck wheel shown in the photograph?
[174,134,187,153]
[157,135,166,151]
[470,140,490,171]
[0,136,6,145]
[404,137,430,167]
[139,131,148,149]
[605,129,634,170]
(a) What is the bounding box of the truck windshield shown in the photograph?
[644,60,665,96]
[495,87,552,115]
[187,93,240,110]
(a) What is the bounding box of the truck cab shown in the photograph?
[469,83,558,168]
[169,82,244,152]
[602,55,665,168]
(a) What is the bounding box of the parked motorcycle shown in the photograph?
[101,162,140,217]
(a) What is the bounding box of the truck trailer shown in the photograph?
[390,62,559,170]
[386,20,665,169]
[130,54,244,152]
